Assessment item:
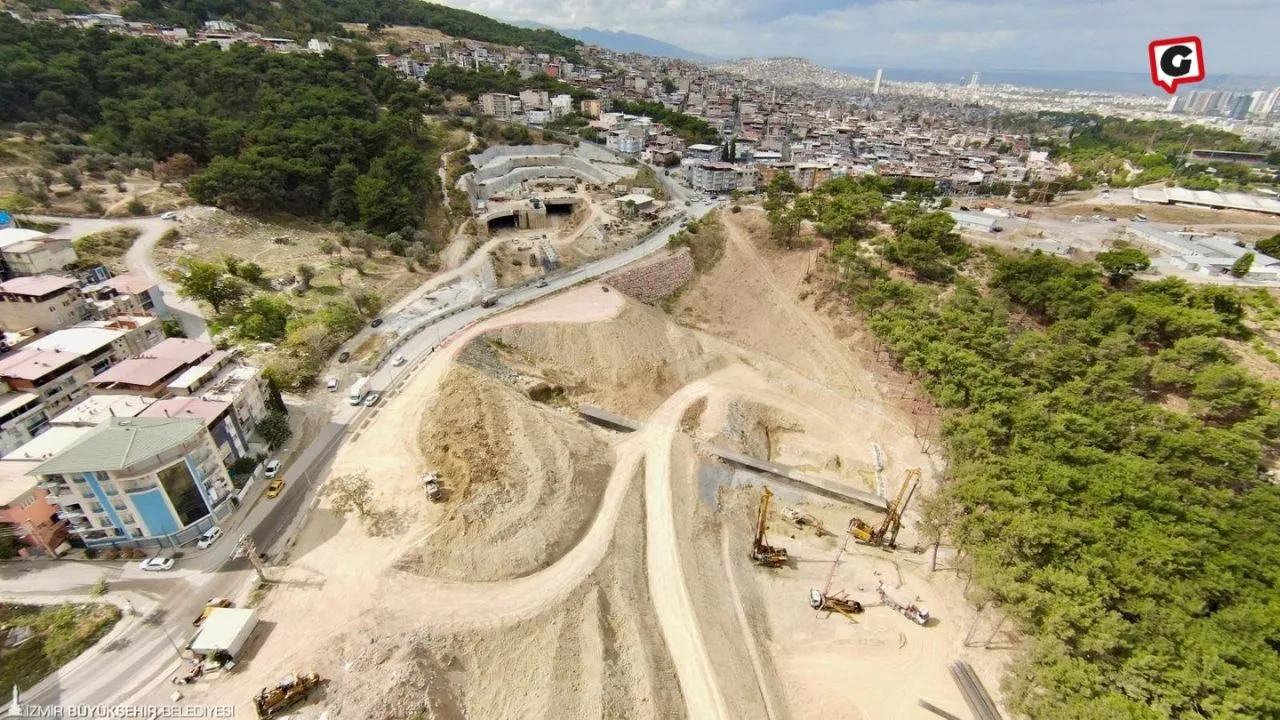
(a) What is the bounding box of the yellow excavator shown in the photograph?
[749,487,789,568]
[850,468,920,549]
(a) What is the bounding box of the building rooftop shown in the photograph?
[0,228,47,250]
[687,143,720,151]
[0,349,83,381]
[89,356,187,388]
[138,397,231,424]
[29,417,205,475]
[3,425,93,463]
[0,392,39,418]
[25,327,122,356]
[616,193,657,205]
[141,338,215,365]
[49,394,153,427]
[86,273,157,296]
[0,275,78,298]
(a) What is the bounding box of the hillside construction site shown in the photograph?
[167,209,1015,719]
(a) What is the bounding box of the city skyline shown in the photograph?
[439,0,1280,76]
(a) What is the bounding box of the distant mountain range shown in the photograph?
[510,20,713,62]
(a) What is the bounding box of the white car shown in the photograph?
[326,377,338,391]
[392,355,406,367]
[263,459,282,479]
[160,211,178,220]
[139,556,175,572]
[196,526,223,550]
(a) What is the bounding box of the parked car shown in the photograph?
[139,557,175,572]
[326,377,338,391]
[196,527,223,550]
[265,478,285,498]
[371,318,383,328]
[160,211,178,220]
[338,351,351,363]
[263,459,282,479]
[392,355,407,367]
[364,392,381,407]
[536,279,548,288]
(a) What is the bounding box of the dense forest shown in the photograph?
[111,0,584,60]
[782,173,1280,718]
[611,99,721,145]
[423,64,593,101]
[0,17,438,233]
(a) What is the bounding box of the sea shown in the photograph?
[835,67,1280,95]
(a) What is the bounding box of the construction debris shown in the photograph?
[782,506,832,537]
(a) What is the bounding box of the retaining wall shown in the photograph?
[606,247,695,303]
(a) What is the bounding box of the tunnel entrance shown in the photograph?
[486,213,518,233]
[545,201,576,216]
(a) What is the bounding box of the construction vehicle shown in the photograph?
[850,468,920,548]
[749,487,789,568]
[253,672,323,719]
[192,598,233,627]
[878,581,930,625]
[809,588,864,619]
[423,471,444,501]
[782,506,832,537]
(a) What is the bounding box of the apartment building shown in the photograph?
[31,416,235,548]
[688,162,740,193]
[81,273,166,318]
[0,321,161,416]
[88,338,216,397]
[479,93,521,121]
[0,276,87,332]
[0,474,67,556]
[0,391,49,457]
[0,229,78,279]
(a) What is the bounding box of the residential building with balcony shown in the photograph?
[0,472,68,557]
[81,273,166,319]
[688,162,740,194]
[0,391,50,457]
[30,416,234,548]
[0,275,88,333]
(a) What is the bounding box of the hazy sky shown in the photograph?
[435,0,1278,74]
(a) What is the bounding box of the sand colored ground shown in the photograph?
[156,206,1015,719]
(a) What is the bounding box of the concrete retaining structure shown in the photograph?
[578,405,642,432]
[607,248,695,303]
[706,445,889,510]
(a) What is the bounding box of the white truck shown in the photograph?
[877,581,930,625]
[348,376,369,405]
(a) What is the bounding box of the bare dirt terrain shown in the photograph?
[161,210,1012,719]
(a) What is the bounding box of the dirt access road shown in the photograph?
[21,212,209,340]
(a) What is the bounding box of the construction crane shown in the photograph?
[749,487,789,568]
[849,468,920,548]
[809,523,863,621]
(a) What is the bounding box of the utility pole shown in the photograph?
[236,535,268,582]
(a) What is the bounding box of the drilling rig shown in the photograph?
[849,468,920,549]
[809,524,864,621]
[749,487,789,568]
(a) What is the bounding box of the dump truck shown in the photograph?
[878,581,930,625]
[423,471,443,501]
[253,672,322,718]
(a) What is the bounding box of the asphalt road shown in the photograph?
[13,196,719,710]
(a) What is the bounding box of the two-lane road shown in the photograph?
[15,197,719,709]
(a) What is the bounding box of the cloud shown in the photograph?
[437,0,1280,74]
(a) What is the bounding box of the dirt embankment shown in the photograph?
[321,479,685,720]
[406,364,612,582]
[489,301,741,417]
